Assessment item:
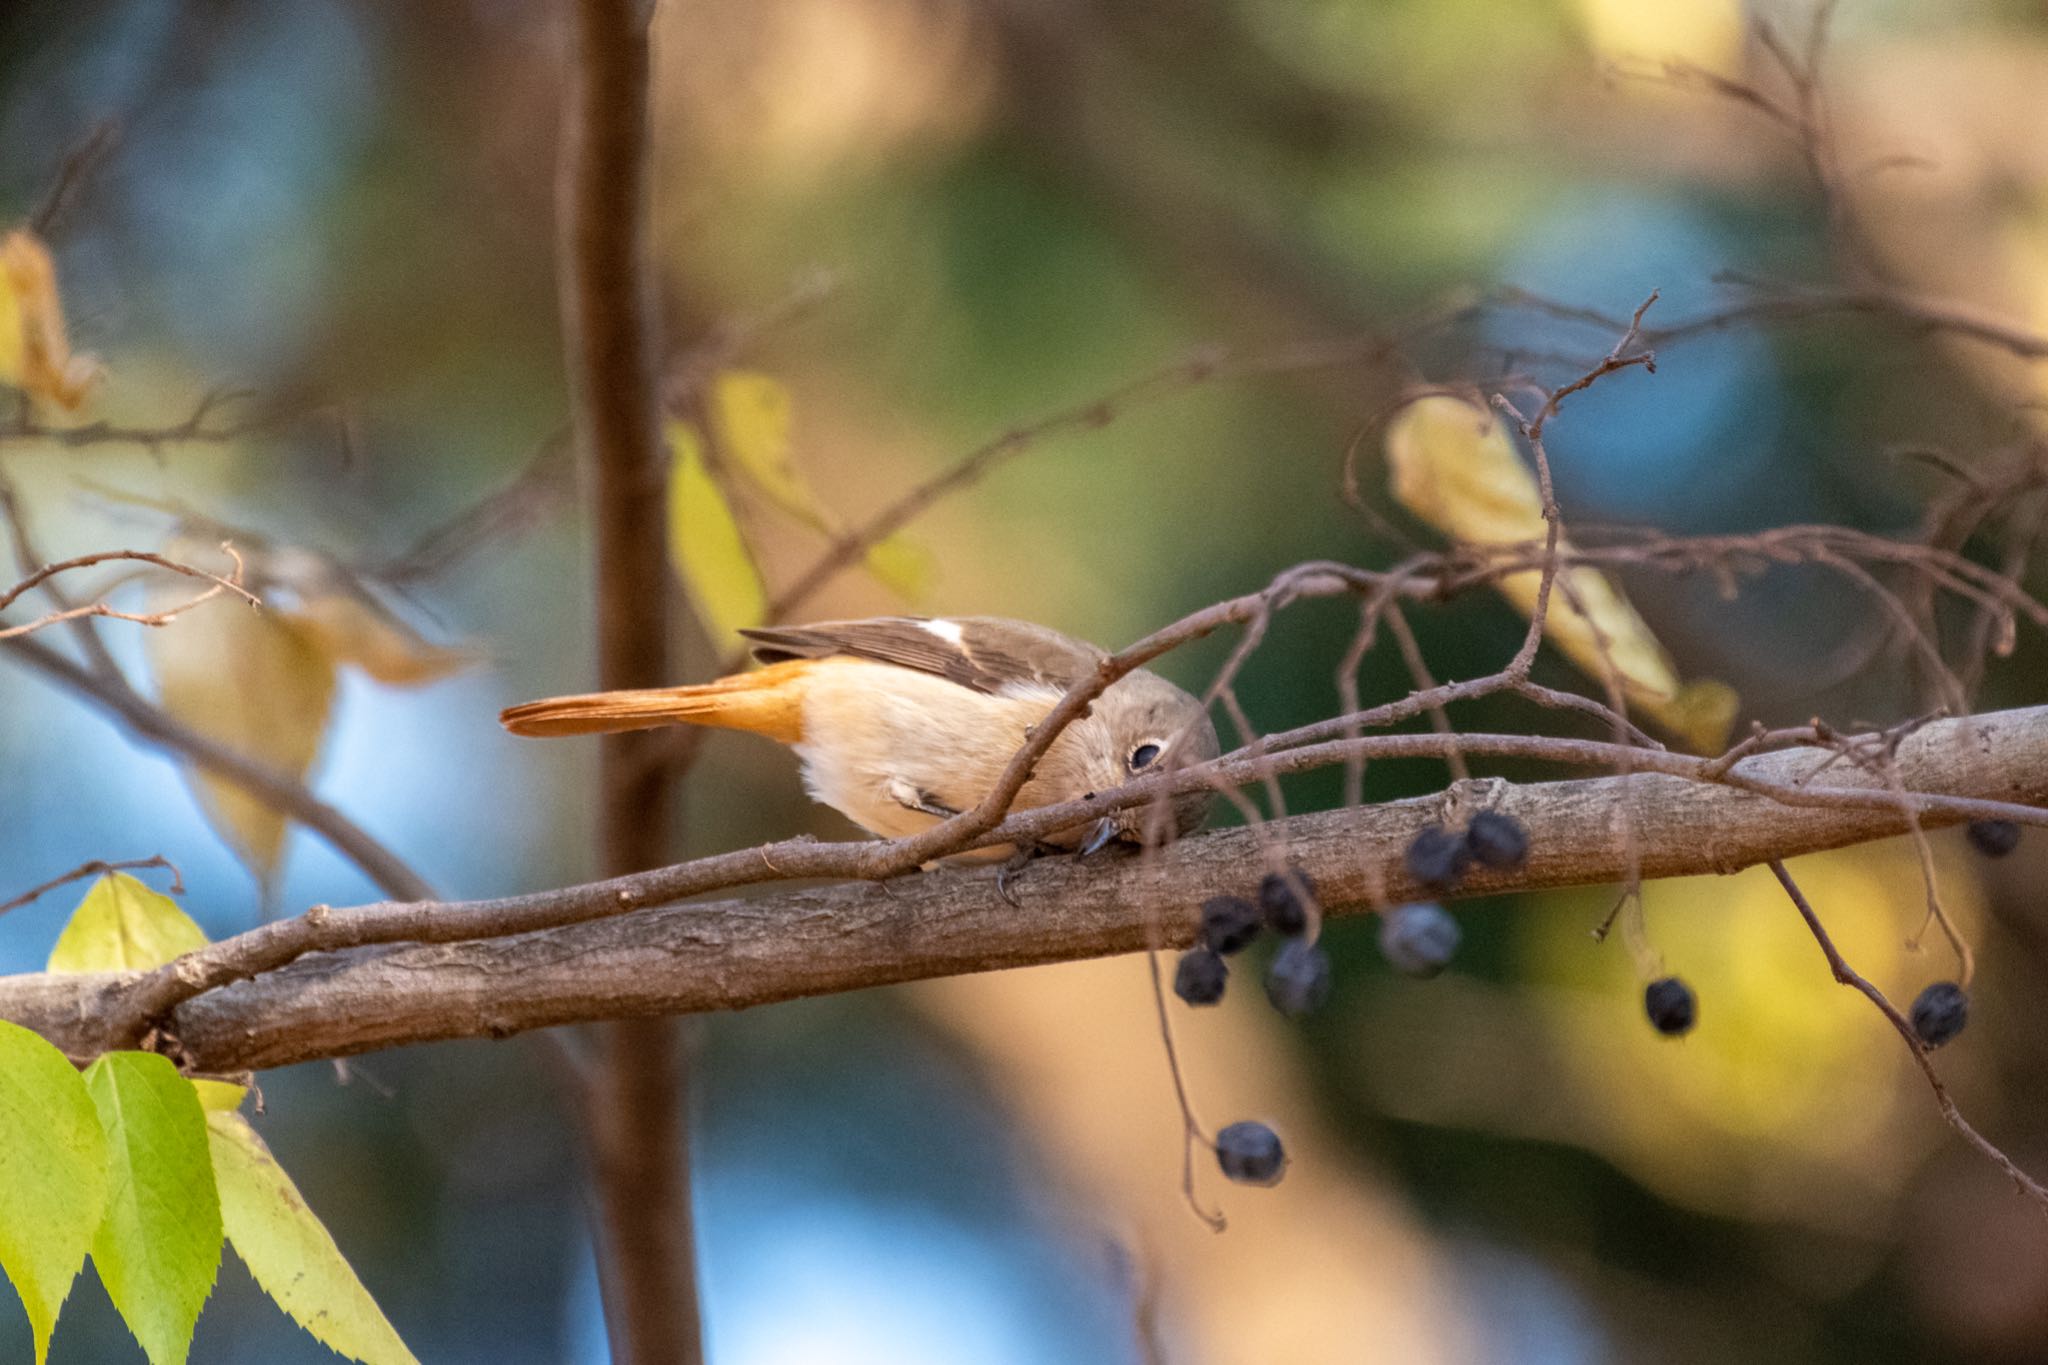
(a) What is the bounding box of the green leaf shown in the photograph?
[48,873,208,974]
[0,1021,108,1363]
[84,1054,222,1365]
[207,1111,417,1365]
[666,420,769,649]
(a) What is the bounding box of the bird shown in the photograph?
[499,615,1220,861]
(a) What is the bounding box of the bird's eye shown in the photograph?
[1129,742,1162,770]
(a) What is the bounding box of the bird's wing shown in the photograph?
[740,616,1103,696]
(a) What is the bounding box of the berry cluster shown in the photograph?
[1176,872,1331,1017]
[1178,806,2000,1197]
[1175,872,1335,1187]
[1178,819,1538,1188]
[1402,809,1529,894]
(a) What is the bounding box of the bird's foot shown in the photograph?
[995,842,1057,908]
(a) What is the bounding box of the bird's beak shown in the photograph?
[1078,817,1120,856]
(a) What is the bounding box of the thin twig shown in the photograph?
[0,856,183,919]
[0,388,264,452]
[0,543,257,640]
[30,119,122,239]
[1769,860,2048,1210]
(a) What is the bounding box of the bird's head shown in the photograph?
[1068,668,1220,854]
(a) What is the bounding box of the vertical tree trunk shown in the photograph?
[556,1,704,1360]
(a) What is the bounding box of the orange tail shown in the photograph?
[499,660,811,742]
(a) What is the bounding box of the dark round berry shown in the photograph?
[1910,981,1968,1048]
[1378,903,1461,978]
[1966,820,2021,859]
[1200,895,1263,955]
[1644,976,1697,1036]
[1464,810,1529,872]
[1257,871,1316,937]
[1173,948,1229,1006]
[1265,939,1333,1017]
[1403,824,1470,893]
[1214,1121,1287,1187]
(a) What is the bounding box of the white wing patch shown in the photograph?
[995,678,1067,705]
[919,618,966,645]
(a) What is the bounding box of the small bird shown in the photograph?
[500,616,1220,859]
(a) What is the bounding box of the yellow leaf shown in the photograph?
[863,534,935,602]
[289,592,475,687]
[207,1112,417,1365]
[189,1079,248,1113]
[711,371,831,531]
[1386,396,1738,752]
[146,588,336,882]
[709,371,934,603]
[666,420,769,648]
[1573,0,1742,68]
[0,229,101,411]
[0,254,19,391]
[47,873,207,974]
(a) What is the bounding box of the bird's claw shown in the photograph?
[995,844,1047,908]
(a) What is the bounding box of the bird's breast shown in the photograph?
[790,657,1088,840]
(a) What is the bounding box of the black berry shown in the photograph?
[1214,1121,1287,1187]
[1910,981,1968,1048]
[1173,948,1229,1006]
[1644,976,1697,1036]
[1200,895,1263,955]
[1265,939,1333,1017]
[1378,903,1461,978]
[1464,810,1529,872]
[1966,820,2021,859]
[1404,824,1470,893]
[1257,871,1316,936]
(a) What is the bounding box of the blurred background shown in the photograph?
[3,0,2048,1360]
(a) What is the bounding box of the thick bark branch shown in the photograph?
[5,705,2042,1073]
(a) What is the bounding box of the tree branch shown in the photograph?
[0,633,432,901]
[4,705,2042,1073]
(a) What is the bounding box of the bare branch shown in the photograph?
[0,388,266,452]
[369,430,575,586]
[3,704,2043,1077]
[0,542,257,641]
[30,118,121,239]
[764,335,1388,623]
[1491,281,2048,367]
[0,632,431,902]
[0,856,182,919]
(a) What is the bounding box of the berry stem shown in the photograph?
[1141,947,1228,1232]
[1768,860,2048,1209]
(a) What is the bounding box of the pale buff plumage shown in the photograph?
[500,616,1220,857]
